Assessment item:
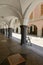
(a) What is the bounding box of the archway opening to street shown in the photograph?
[16,28,18,33]
[29,25,37,36]
[42,28,43,37]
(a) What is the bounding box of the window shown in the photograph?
[41,4,43,15]
[29,12,33,19]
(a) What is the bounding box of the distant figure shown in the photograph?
[26,36,32,46]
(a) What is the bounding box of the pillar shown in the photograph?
[20,25,27,45]
[14,27,16,33]
[37,29,42,37]
[4,28,7,36]
[18,27,20,34]
[3,28,4,34]
[8,28,12,38]
[5,28,9,37]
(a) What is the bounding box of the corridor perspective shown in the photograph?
[0,0,43,65]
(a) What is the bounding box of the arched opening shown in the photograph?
[29,25,37,36]
[42,28,43,37]
[0,21,8,35]
[16,28,18,33]
[10,17,21,34]
[0,4,22,38]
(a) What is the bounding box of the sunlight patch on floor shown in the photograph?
[12,33,21,39]
[30,36,43,47]
[12,33,43,47]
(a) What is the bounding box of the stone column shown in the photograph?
[14,27,16,33]
[37,29,42,37]
[18,27,20,34]
[8,28,12,38]
[3,28,4,34]
[4,28,7,36]
[20,25,27,45]
[6,28,8,37]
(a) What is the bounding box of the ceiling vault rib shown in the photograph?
[0,4,23,20]
[23,0,34,17]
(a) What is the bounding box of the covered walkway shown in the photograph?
[0,33,43,65]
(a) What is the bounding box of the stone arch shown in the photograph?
[24,0,43,25]
[0,21,8,35]
[16,27,18,33]
[0,21,8,28]
[42,28,43,37]
[28,24,37,36]
[0,4,22,22]
[10,17,21,33]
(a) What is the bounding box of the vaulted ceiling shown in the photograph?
[0,0,43,26]
[0,0,34,17]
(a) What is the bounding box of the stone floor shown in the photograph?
[0,34,43,65]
